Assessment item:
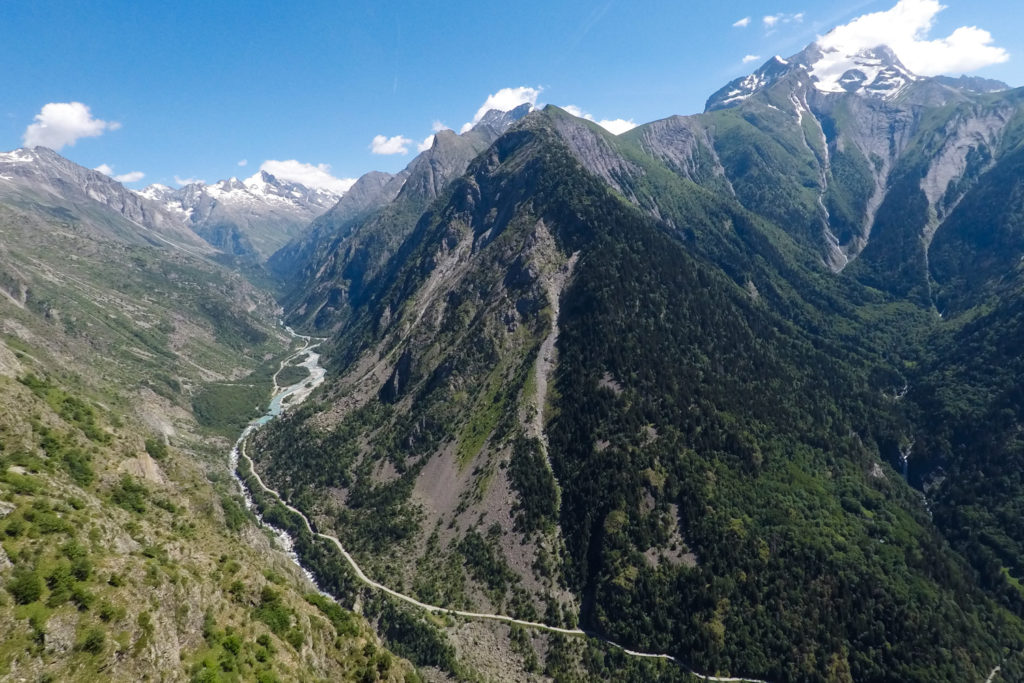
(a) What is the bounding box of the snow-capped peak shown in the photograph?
[0,149,37,164]
[136,169,341,232]
[804,44,916,98]
[242,170,277,193]
[705,41,920,111]
[705,55,794,110]
[136,183,175,202]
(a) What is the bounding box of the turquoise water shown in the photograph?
[255,344,326,425]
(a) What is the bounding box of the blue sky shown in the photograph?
[2,0,1021,191]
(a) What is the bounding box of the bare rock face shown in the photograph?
[550,110,646,204]
[43,612,77,654]
[0,504,12,569]
[0,341,21,378]
[918,104,1015,244]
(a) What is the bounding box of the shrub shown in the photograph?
[79,626,106,654]
[111,475,147,513]
[145,437,168,460]
[8,567,43,604]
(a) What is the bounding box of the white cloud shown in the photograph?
[237,159,248,167]
[23,102,120,150]
[742,54,762,64]
[174,175,205,187]
[257,159,356,193]
[733,16,751,28]
[461,86,542,133]
[562,105,637,135]
[818,0,1009,76]
[94,163,144,184]
[431,120,448,133]
[763,12,804,30]
[596,118,637,135]
[417,135,435,152]
[370,134,413,155]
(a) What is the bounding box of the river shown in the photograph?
[228,328,327,588]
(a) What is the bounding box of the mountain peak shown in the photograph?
[474,102,532,134]
[705,40,922,111]
[799,42,917,97]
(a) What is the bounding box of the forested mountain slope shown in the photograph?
[253,102,1024,680]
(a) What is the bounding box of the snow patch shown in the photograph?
[807,46,916,98]
[0,150,35,164]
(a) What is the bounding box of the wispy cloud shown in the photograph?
[237,159,248,167]
[819,0,1009,76]
[733,16,751,28]
[742,54,762,64]
[174,175,204,187]
[257,159,356,193]
[94,163,144,184]
[763,12,804,31]
[23,102,119,150]
[114,170,144,183]
[564,0,615,56]
[417,135,435,152]
[370,134,413,155]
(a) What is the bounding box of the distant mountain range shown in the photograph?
[1,105,538,267]
[139,172,341,261]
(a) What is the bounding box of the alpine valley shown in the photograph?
[4,29,1024,683]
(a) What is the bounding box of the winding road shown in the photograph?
[236,332,768,683]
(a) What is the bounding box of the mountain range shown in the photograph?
[3,33,1024,682]
[139,172,341,262]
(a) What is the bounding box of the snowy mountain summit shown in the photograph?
[704,37,990,111]
[141,172,339,220]
[801,43,916,97]
[138,171,341,260]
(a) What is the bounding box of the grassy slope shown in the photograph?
[0,200,415,682]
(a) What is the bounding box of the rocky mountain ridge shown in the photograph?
[268,103,533,329]
[139,171,341,261]
[0,147,213,253]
